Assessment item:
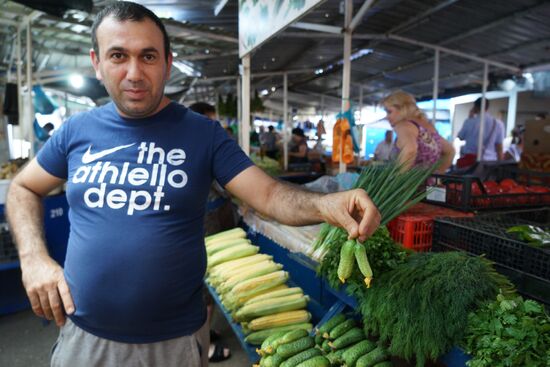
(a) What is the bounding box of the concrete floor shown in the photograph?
[0,306,251,367]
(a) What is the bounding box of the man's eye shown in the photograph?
[144,54,156,62]
[110,53,124,60]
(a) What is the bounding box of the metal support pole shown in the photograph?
[476,63,489,161]
[26,19,34,157]
[16,24,23,158]
[237,76,242,132]
[283,73,289,171]
[240,55,251,155]
[340,0,353,173]
[506,90,517,137]
[359,87,365,158]
[321,95,325,119]
[432,49,439,125]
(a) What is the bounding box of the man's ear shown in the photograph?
[165,51,173,79]
[90,48,102,81]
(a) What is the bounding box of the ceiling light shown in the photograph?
[261,89,269,96]
[205,49,210,54]
[69,74,84,89]
[271,57,276,62]
[315,68,324,75]
[172,51,178,57]
[271,86,276,92]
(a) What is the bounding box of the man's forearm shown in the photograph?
[262,181,324,226]
[6,183,49,262]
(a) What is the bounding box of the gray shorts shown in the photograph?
[50,319,209,367]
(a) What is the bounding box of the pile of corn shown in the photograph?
[205,228,313,345]
[313,314,391,367]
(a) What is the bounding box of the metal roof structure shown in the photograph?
[1,0,549,115]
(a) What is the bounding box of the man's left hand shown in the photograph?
[318,188,381,243]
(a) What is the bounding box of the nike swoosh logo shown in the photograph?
[81,143,136,164]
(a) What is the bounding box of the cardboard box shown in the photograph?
[523,119,550,154]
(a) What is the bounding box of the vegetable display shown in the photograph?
[464,292,550,367]
[205,228,313,346]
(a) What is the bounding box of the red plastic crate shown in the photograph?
[388,203,474,251]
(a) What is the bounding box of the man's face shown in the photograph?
[90,17,172,118]
[385,131,393,143]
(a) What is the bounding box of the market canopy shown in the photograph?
[1,0,549,114]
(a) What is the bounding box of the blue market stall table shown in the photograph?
[0,192,70,315]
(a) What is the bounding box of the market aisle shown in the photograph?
[0,306,249,367]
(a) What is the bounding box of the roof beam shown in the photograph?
[438,1,549,47]
[386,34,521,72]
[349,0,376,32]
[164,21,238,44]
[387,0,459,35]
[289,22,342,34]
[177,50,238,61]
[214,0,229,16]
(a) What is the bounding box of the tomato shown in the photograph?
[499,178,518,192]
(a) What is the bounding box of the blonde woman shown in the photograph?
[382,90,454,173]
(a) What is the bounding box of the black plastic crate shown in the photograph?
[433,211,550,304]
[425,172,550,212]
[0,224,17,264]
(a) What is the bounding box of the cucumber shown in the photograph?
[314,334,323,345]
[271,329,309,353]
[328,327,365,350]
[342,340,377,367]
[245,323,313,345]
[260,331,288,356]
[266,353,286,367]
[356,347,389,367]
[295,355,330,367]
[327,318,356,340]
[316,314,346,336]
[280,348,322,367]
[321,339,332,353]
[337,240,356,283]
[276,336,316,359]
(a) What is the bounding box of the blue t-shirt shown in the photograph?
[37,102,253,343]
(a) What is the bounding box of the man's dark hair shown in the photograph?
[189,102,216,116]
[268,126,274,131]
[292,127,305,137]
[91,1,171,61]
[474,97,490,111]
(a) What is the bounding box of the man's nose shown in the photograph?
[126,59,143,82]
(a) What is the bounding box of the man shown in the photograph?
[6,2,380,367]
[373,130,393,162]
[457,98,505,165]
[262,125,279,159]
[188,101,216,120]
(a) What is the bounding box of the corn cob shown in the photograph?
[225,284,289,311]
[235,294,309,322]
[208,254,272,281]
[206,238,251,256]
[230,271,289,298]
[215,259,278,292]
[207,244,259,268]
[244,287,303,307]
[247,310,311,332]
[218,261,282,294]
[205,227,246,244]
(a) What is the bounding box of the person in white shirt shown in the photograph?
[374,130,394,161]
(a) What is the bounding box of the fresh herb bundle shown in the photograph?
[464,293,550,367]
[507,225,550,248]
[359,252,515,367]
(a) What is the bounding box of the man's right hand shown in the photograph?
[20,255,74,327]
